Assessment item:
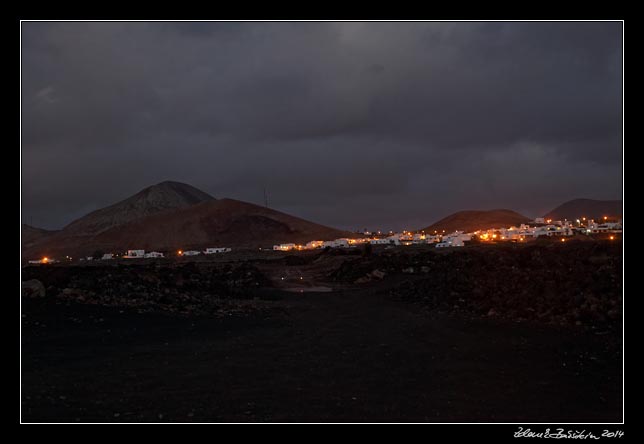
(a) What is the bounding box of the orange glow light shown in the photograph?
[610,235,615,240]
[603,216,608,220]
[561,238,566,242]
[42,257,48,263]
[178,250,183,255]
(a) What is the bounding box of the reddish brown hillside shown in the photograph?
[63,181,215,236]
[23,198,355,259]
[544,199,622,221]
[420,209,531,233]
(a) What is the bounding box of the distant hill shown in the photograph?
[22,186,355,259]
[21,224,58,249]
[63,181,215,236]
[420,209,531,234]
[544,199,622,221]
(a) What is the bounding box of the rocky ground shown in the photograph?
[21,240,623,422]
[329,240,622,330]
[22,261,277,317]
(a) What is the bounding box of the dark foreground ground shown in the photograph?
[22,241,623,422]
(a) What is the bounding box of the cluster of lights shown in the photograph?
[479,233,527,242]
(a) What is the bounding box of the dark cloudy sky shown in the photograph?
[21,21,622,231]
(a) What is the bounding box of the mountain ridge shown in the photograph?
[420,209,531,233]
[62,181,215,236]
[544,198,622,221]
[22,189,356,258]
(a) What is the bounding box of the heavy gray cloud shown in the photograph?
[21,21,623,231]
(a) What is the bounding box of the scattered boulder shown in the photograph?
[22,280,46,298]
[370,269,386,280]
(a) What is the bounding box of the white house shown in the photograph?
[204,247,231,254]
[386,236,401,246]
[436,231,471,247]
[144,251,164,258]
[306,240,324,249]
[586,221,623,233]
[370,238,394,245]
[101,253,114,260]
[424,235,442,244]
[182,250,200,256]
[495,227,524,241]
[124,249,145,258]
[436,238,466,248]
[531,225,573,238]
[323,239,350,248]
[548,225,572,236]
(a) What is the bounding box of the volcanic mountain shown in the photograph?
[22,182,355,259]
[420,209,531,234]
[544,199,622,221]
[63,181,215,236]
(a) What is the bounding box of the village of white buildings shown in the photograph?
[27,217,622,265]
[272,216,623,252]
